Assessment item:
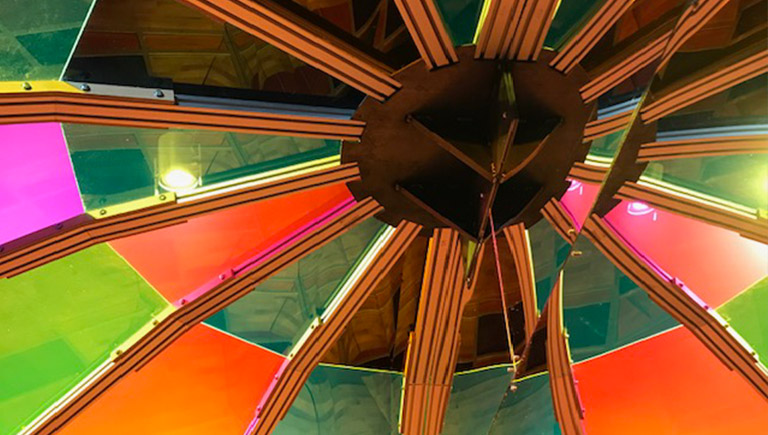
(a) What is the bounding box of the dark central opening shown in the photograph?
[343,46,595,240]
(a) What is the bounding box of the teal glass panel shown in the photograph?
[544,0,606,50]
[0,0,95,80]
[529,219,571,312]
[435,0,485,45]
[273,364,402,435]
[642,153,768,210]
[562,238,678,362]
[0,244,169,434]
[204,218,386,355]
[488,372,561,434]
[718,276,768,365]
[63,123,340,210]
[442,365,512,435]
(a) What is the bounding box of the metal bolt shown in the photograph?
[502,112,508,119]
[115,349,123,355]
[159,194,166,201]
[180,299,187,305]
[218,273,226,281]
[152,319,159,325]
[80,83,91,92]
[571,250,582,257]
[99,209,107,216]
[22,82,32,90]
[154,89,165,98]
[567,228,575,234]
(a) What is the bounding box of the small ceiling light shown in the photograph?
[159,168,199,192]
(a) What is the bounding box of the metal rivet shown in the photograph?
[154,89,165,98]
[22,82,32,90]
[218,274,226,281]
[115,349,122,355]
[159,194,166,201]
[502,112,508,119]
[571,250,582,257]
[567,228,575,234]
[99,209,107,216]
[80,83,91,92]
[180,299,187,305]
[152,319,159,325]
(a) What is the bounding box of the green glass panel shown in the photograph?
[642,153,768,210]
[718,276,768,365]
[562,238,678,362]
[442,365,512,435]
[435,0,485,46]
[0,0,95,80]
[588,128,625,159]
[204,218,386,355]
[488,372,561,434]
[0,244,169,433]
[529,219,571,312]
[273,364,402,435]
[544,0,606,50]
[63,123,341,210]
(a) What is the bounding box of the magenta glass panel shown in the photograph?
[560,179,600,230]
[0,123,83,245]
[606,200,768,307]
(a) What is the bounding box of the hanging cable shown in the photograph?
[488,210,516,366]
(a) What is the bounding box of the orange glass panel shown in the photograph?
[605,201,768,307]
[109,184,352,304]
[60,324,285,434]
[574,327,768,434]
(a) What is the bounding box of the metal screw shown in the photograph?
[99,209,107,216]
[159,194,166,201]
[80,83,91,92]
[115,349,123,356]
[154,89,165,98]
[152,319,159,325]
[22,82,32,90]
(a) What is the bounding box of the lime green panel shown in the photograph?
[435,0,485,45]
[545,0,606,50]
[529,219,571,312]
[205,218,386,355]
[442,365,512,435]
[718,276,768,365]
[642,153,768,210]
[562,238,678,362]
[0,0,95,80]
[489,372,562,434]
[0,244,169,434]
[273,364,402,435]
[63,123,341,210]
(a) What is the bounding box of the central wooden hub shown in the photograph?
[342,46,595,240]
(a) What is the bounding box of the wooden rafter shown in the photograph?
[641,50,768,123]
[546,274,586,435]
[400,228,467,435]
[637,135,768,161]
[583,110,632,142]
[0,162,360,278]
[28,197,383,435]
[583,215,768,399]
[249,220,422,435]
[503,223,538,341]
[616,181,768,244]
[550,0,636,74]
[393,0,458,69]
[180,0,401,100]
[0,91,365,141]
[541,199,578,244]
[568,161,609,184]
[658,0,734,68]
[475,0,559,61]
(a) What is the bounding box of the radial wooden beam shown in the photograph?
[616,181,768,244]
[658,0,733,68]
[180,0,400,100]
[503,223,538,341]
[400,228,467,435]
[393,0,458,69]
[541,199,578,244]
[550,0,636,74]
[547,273,586,435]
[0,91,365,140]
[580,32,670,104]
[475,0,559,61]
[568,161,609,184]
[583,110,632,142]
[0,162,360,278]
[641,50,768,123]
[248,220,422,435]
[637,135,768,161]
[583,215,768,399]
[27,197,383,435]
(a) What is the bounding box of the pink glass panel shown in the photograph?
[606,200,768,307]
[0,123,83,245]
[560,179,600,230]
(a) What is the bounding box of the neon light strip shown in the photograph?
[637,176,757,218]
